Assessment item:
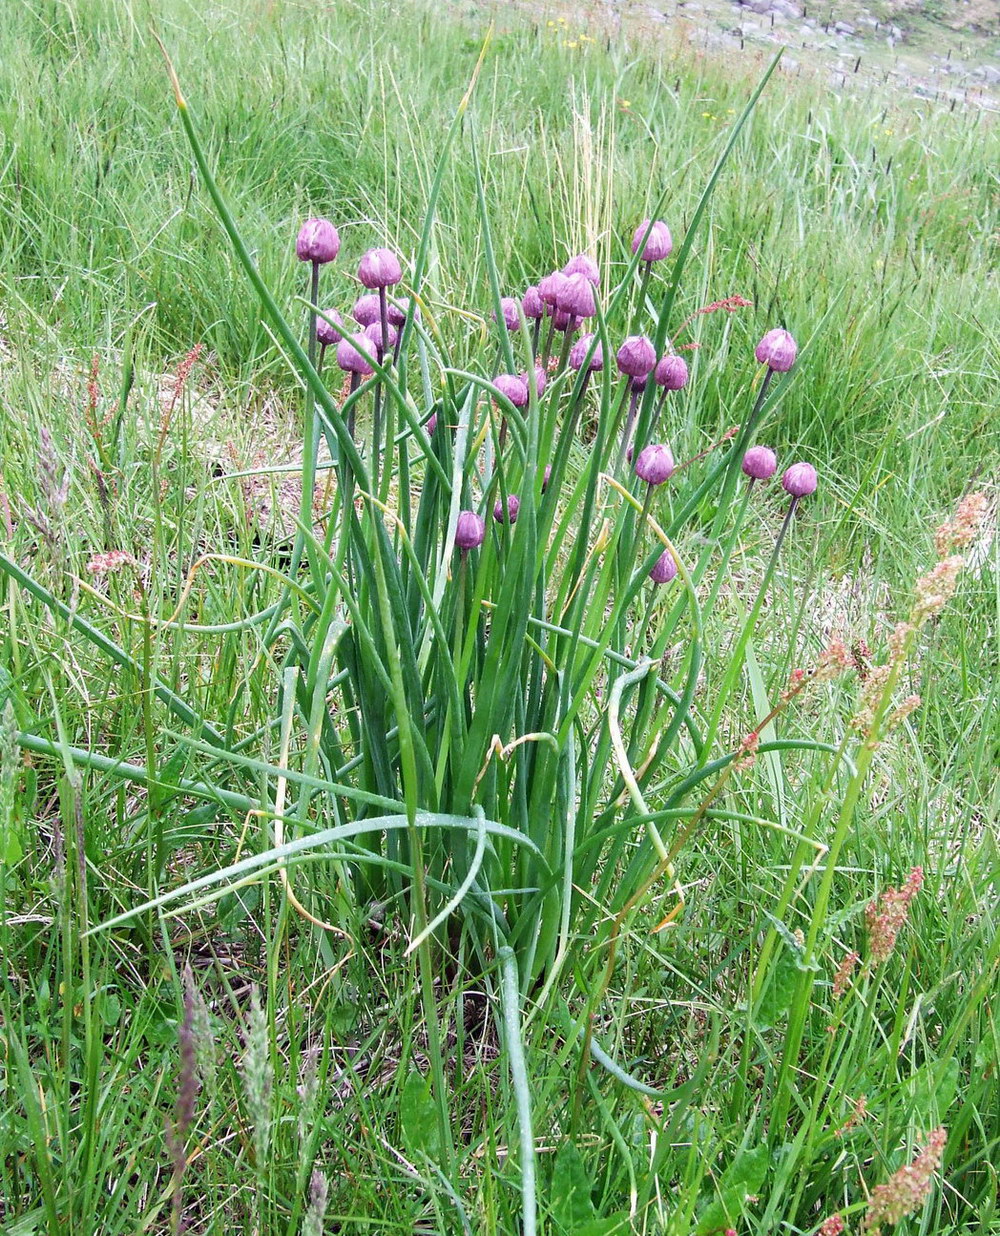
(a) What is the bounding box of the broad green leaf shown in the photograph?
[551,1140,597,1231]
[399,1070,441,1163]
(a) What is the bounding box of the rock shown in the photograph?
[975,64,1000,83]
[834,20,855,34]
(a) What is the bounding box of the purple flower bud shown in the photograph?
[635,443,675,485]
[493,494,520,524]
[631,374,648,393]
[352,294,381,326]
[541,464,552,492]
[631,219,672,262]
[296,218,340,264]
[494,297,521,332]
[386,299,408,327]
[455,510,485,550]
[522,286,545,320]
[538,271,569,308]
[557,272,597,319]
[553,308,574,332]
[426,411,438,435]
[742,445,778,480]
[493,374,529,408]
[654,354,689,390]
[336,332,376,375]
[755,328,797,372]
[521,367,547,397]
[563,254,600,285]
[570,334,604,371]
[365,320,397,353]
[358,247,402,289]
[316,309,345,346]
[649,550,678,584]
[616,335,657,378]
[782,462,817,498]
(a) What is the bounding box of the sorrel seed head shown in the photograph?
[616,335,657,378]
[649,549,678,584]
[742,445,778,480]
[755,328,797,372]
[562,253,600,285]
[570,334,604,371]
[493,374,529,408]
[782,461,817,497]
[654,354,689,390]
[631,219,672,262]
[296,218,340,264]
[635,443,675,485]
[494,494,521,524]
[455,510,485,550]
[358,247,402,289]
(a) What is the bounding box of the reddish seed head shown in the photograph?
[742,445,778,480]
[316,309,345,346]
[635,443,675,485]
[493,374,529,408]
[782,461,817,497]
[493,494,520,524]
[336,332,375,375]
[522,285,545,319]
[352,294,381,326]
[755,328,797,372]
[455,510,485,550]
[654,354,689,390]
[631,219,672,262]
[563,253,600,285]
[296,218,340,264]
[557,272,597,319]
[570,334,604,371]
[616,335,657,378]
[495,297,521,331]
[649,549,678,584]
[358,247,402,289]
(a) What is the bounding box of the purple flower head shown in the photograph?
[455,510,485,551]
[365,320,397,354]
[570,334,604,371]
[541,464,552,492]
[386,298,409,327]
[782,461,817,498]
[631,219,672,263]
[553,308,575,332]
[494,297,521,332]
[493,494,521,524]
[563,254,600,285]
[635,443,675,486]
[522,286,545,320]
[538,271,570,308]
[654,354,689,390]
[358,247,402,289]
[617,335,657,378]
[316,309,345,347]
[521,366,547,398]
[336,332,375,376]
[755,328,797,372]
[649,550,678,584]
[296,218,340,264]
[557,272,597,319]
[631,374,649,393]
[352,294,381,326]
[493,374,529,408]
[426,411,438,435]
[742,445,778,481]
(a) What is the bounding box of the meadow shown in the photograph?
[0,0,997,1233]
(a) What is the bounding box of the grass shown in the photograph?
[0,0,998,1233]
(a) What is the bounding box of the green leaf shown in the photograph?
[149,748,189,810]
[399,1070,441,1163]
[551,1140,597,1231]
[697,1146,768,1234]
[905,1056,959,1124]
[756,941,800,1029]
